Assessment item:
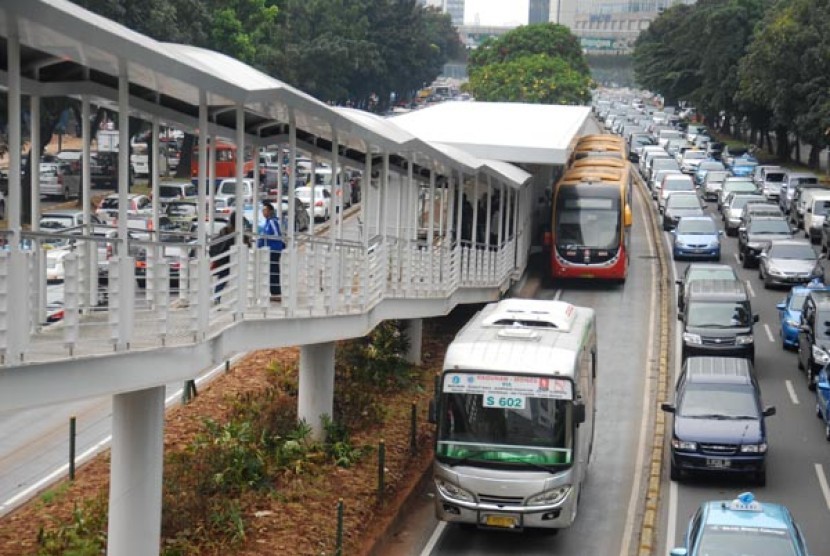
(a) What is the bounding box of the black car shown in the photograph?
[738,216,793,268]
[661,356,775,485]
[679,279,758,362]
[662,192,704,231]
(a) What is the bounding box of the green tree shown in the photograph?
[464,23,591,105]
[469,23,589,76]
[738,0,830,166]
[467,54,591,105]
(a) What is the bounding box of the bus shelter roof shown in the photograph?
[391,102,592,165]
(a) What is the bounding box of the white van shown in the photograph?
[801,190,830,243]
[430,298,596,531]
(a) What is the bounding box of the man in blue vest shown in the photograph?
[258,201,285,299]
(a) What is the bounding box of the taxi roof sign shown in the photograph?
[723,492,763,512]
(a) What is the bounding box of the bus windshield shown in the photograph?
[554,194,621,250]
[436,373,575,468]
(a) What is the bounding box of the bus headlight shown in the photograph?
[736,335,754,345]
[740,443,767,453]
[527,486,571,507]
[434,478,475,503]
[683,333,702,345]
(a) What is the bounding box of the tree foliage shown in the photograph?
[737,0,830,161]
[469,23,589,76]
[468,54,591,105]
[465,23,592,105]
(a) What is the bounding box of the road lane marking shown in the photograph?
[814,463,830,512]
[745,280,756,298]
[734,253,741,265]
[554,289,562,301]
[0,436,110,513]
[420,521,446,556]
[0,352,247,517]
[785,380,800,405]
[763,324,774,343]
[667,478,679,554]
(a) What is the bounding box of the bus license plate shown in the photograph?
[706,458,730,469]
[485,515,517,528]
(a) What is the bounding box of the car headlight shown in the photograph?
[683,332,702,345]
[526,485,571,507]
[434,478,475,503]
[740,443,768,453]
[736,335,754,345]
[812,345,830,364]
[767,265,785,277]
[671,439,697,451]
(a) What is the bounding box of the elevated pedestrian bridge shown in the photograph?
[0,1,591,552]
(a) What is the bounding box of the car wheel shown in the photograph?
[798,353,805,370]
[807,362,817,390]
[0,201,5,220]
[825,422,830,442]
[62,187,70,201]
[136,278,146,289]
[670,461,682,482]
[754,469,766,487]
[741,253,751,269]
[817,397,823,419]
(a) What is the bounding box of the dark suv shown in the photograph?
[680,279,758,362]
[797,289,830,389]
[662,356,775,485]
[738,215,793,268]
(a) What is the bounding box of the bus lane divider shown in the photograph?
[785,380,800,405]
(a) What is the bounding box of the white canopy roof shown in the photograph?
[391,102,592,165]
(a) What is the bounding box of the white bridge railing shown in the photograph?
[0,215,526,367]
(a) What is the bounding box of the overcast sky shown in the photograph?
[464,0,529,27]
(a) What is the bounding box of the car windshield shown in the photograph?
[731,197,761,210]
[699,162,724,171]
[706,172,728,183]
[685,151,706,160]
[766,172,785,183]
[100,198,118,209]
[687,300,752,327]
[40,216,74,229]
[750,219,790,234]
[788,291,808,311]
[668,196,701,209]
[677,219,716,234]
[696,525,797,556]
[679,383,758,418]
[768,244,817,260]
[813,200,830,216]
[666,181,693,192]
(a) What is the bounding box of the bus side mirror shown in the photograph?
[573,402,586,424]
[624,205,633,227]
[428,399,437,424]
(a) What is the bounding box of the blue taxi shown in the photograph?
[777,281,830,349]
[671,492,812,556]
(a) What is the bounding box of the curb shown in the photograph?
[631,168,672,556]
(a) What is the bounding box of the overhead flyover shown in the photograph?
[0,2,538,552]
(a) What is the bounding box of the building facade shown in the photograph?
[528,0,551,24]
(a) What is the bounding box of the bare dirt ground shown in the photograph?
[0,310,473,555]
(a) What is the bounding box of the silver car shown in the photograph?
[758,239,824,289]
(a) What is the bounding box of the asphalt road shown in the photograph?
[659,192,830,554]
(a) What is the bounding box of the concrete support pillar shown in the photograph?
[403,318,423,366]
[298,342,336,440]
[107,386,165,556]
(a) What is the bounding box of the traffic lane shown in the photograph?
[431,165,657,555]
[664,196,830,553]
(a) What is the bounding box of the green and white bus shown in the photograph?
[431,298,597,531]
